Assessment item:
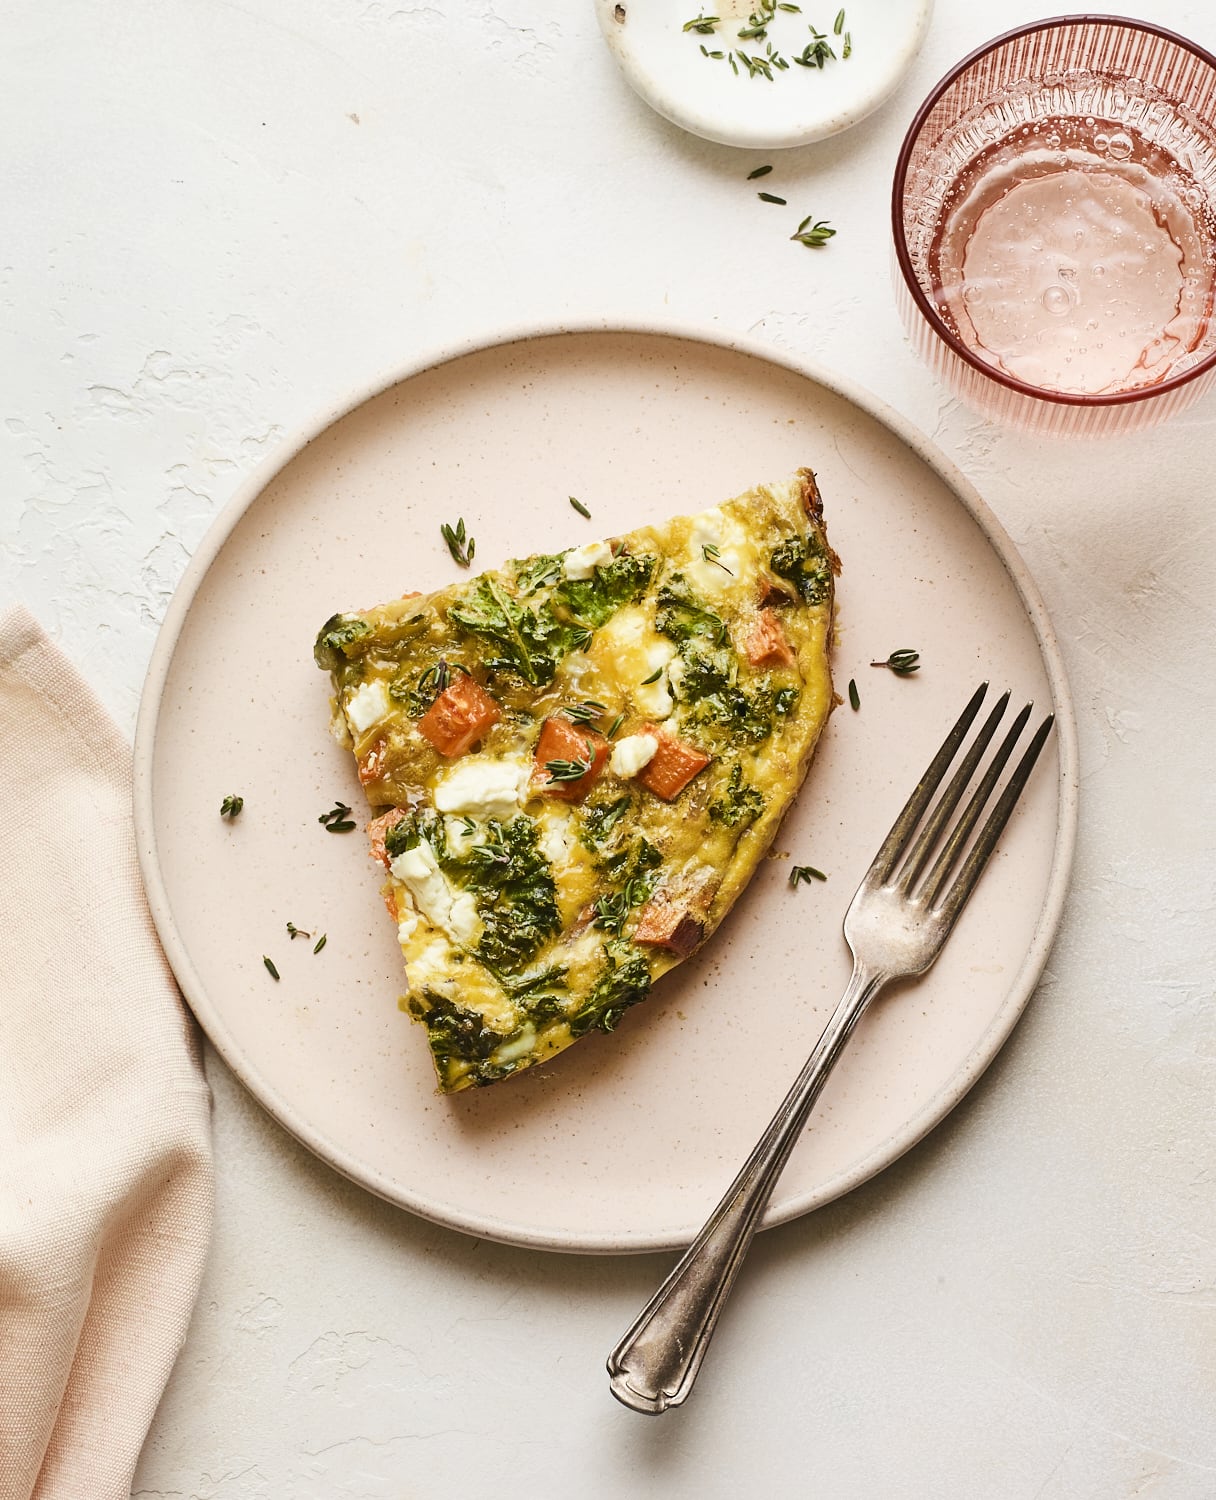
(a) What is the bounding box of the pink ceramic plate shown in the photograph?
[134,324,1077,1253]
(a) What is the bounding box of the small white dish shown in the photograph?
[595,0,932,149]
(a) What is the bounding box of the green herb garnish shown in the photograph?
[748,164,774,179]
[702,543,734,575]
[848,677,860,711]
[606,713,625,740]
[640,667,664,685]
[872,648,920,676]
[569,495,591,519]
[544,757,593,783]
[313,934,327,954]
[833,7,844,33]
[793,28,834,68]
[440,517,475,568]
[789,864,827,887]
[319,801,356,833]
[758,191,788,205]
[563,700,606,725]
[286,922,311,940]
[790,215,836,247]
[263,955,280,981]
[683,12,720,32]
[220,794,244,820]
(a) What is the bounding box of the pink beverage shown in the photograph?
[893,19,1216,436]
[928,117,1216,396]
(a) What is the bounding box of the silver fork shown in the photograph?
[607,683,1054,1415]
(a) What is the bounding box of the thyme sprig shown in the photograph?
[791,215,836,247]
[682,11,719,31]
[702,543,734,575]
[563,700,606,725]
[544,757,593,783]
[220,794,244,819]
[440,517,475,568]
[871,649,920,676]
[789,864,827,887]
[286,921,311,940]
[319,801,356,832]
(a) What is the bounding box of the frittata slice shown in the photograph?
[315,469,837,1092]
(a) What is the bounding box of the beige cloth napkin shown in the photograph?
[0,606,214,1500]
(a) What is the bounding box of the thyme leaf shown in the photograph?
[440,517,475,567]
[848,677,860,711]
[263,955,280,980]
[790,216,836,247]
[569,495,591,519]
[544,757,593,783]
[789,864,827,887]
[747,164,774,179]
[220,794,244,820]
[871,648,920,676]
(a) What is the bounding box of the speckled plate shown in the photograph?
[134,323,1076,1254]
[595,0,933,149]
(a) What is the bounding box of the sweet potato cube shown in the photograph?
[417,676,501,757]
[634,724,711,802]
[367,807,409,870]
[634,892,704,956]
[744,608,796,669]
[533,715,609,803]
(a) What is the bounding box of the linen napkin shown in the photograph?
[0,606,214,1500]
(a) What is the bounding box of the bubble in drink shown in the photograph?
[1042,284,1071,315]
[1108,132,1133,161]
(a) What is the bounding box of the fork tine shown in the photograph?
[869,682,988,884]
[895,691,1011,894]
[933,712,1055,925]
[919,701,1033,907]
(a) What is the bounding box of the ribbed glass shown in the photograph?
[892,16,1216,437]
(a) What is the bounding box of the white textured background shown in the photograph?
[3,0,1215,1494]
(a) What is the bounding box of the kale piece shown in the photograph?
[654,574,728,645]
[770,534,832,605]
[449,577,589,686]
[568,942,653,1037]
[708,763,765,827]
[554,553,656,627]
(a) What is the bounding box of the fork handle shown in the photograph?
[607,961,886,1414]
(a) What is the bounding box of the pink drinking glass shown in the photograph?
[892,15,1216,437]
